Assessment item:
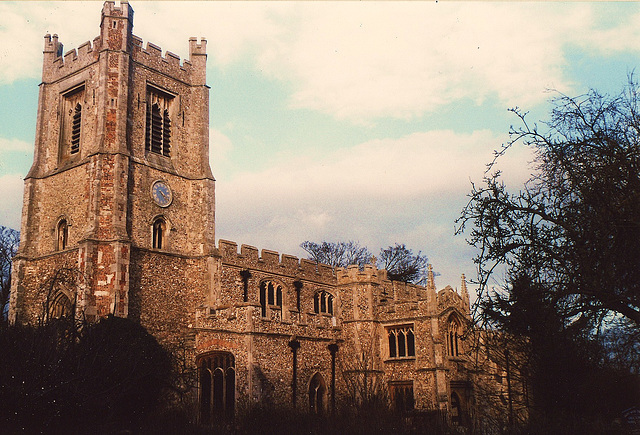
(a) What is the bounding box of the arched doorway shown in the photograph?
[197,351,235,424]
[309,372,327,414]
[451,392,462,425]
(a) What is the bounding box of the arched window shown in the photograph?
[309,372,326,414]
[451,392,462,425]
[197,351,235,424]
[145,88,173,157]
[387,325,415,358]
[57,219,69,250]
[259,280,283,317]
[152,217,166,249]
[70,103,82,154]
[59,84,84,162]
[313,291,334,315]
[447,316,462,357]
[50,292,72,319]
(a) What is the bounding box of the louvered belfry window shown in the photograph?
[59,84,84,162]
[145,88,173,157]
[71,103,82,154]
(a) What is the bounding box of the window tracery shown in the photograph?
[387,325,415,358]
[447,316,462,357]
[313,290,334,315]
[259,280,283,317]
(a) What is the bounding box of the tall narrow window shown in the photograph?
[387,325,415,358]
[197,352,235,424]
[145,87,173,157]
[57,219,69,250]
[313,291,334,315]
[162,109,171,156]
[309,373,326,414]
[152,217,166,249]
[259,280,283,318]
[71,103,82,154]
[59,84,85,162]
[149,103,162,154]
[447,316,463,357]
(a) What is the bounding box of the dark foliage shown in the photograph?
[457,81,640,328]
[0,225,19,324]
[0,316,172,434]
[457,80,640,430]
[378,244,428,285]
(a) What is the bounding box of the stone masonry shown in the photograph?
[9,1,477,427]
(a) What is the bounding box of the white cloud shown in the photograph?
[0,2,100,84]
[221,129,531,201]
[0,174,24,230]
[209,127,233,174]
[0,137,32,153]
[3,2,638,122]
[215,129,534,287]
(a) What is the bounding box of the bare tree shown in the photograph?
[378,243,428,285]
[300,240,372,268]
[457,80,640,329]
[457,80,640,428]
[301,240,429,284]
[0,226,19,325]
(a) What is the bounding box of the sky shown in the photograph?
[1,1,640,294]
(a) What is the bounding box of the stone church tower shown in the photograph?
[9,1,215,346]
[10,2,495,428]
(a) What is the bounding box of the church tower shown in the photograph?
[9,1,216,344]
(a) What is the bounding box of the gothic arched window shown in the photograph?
[259,280,283,317]
[313,291,334,315]
[152,217,167,249]
[197,351,235,424]
[57,219,69,251]
[387,325,415,358]
[145,88,173,157]
[447,316,462,357]
[50,292,72,319]
[59,84,84,162]
[309,372,327,414]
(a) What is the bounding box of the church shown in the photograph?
[9,1,477,426]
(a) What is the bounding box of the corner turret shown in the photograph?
[100,1,134,51]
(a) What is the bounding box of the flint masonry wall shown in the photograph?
[10,1,477,422]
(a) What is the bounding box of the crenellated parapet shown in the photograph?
[42,34,101,82]
[217,240,337,282]
[42,0,206,86]
[336,264,388,284]
[130,35,207,85]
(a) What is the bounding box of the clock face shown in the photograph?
[151,180,172,207]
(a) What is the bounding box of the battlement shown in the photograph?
[130,36,207,71]
[189,37,207,56]
[336,264,388,284]
[101,0,133,21]
[217,240,337,282]
[42,1,206,85]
